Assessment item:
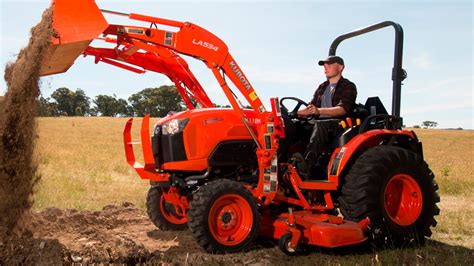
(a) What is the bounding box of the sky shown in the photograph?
[0,0,472,129]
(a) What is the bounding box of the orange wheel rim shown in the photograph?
[208,194,253,246]
[384,174,423,226]
[160,195,187,224]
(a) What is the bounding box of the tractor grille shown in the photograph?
[152,125,187,168]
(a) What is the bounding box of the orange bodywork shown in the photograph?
[124,109,258,178]
[328,129,416,179]
[157,109,258,172]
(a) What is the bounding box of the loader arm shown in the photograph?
[83,44,214,109]
[100,19,273,137]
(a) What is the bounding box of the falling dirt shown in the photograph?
[0,8,54,234]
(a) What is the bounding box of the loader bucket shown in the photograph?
[40,0,108,76]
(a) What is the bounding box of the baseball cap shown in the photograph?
[318,55,344,66]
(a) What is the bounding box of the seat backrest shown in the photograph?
[364,97,388,116]
[351,103,369,122]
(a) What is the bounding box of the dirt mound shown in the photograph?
[0,8,54,234]
[0,203,155,264]
[0,203,275,264]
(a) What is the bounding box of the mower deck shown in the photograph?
[259,210,370,248]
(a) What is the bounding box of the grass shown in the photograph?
[33,118,474,250]
[410,129,474,248]
[34,117,160,210]
[415,129,474,196]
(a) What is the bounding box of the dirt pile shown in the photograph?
[0,8,54,234]
[0,203,274,264]
[0,203,153,264]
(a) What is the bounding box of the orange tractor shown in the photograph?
[42,1,439,254]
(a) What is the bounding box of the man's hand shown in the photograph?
[297,104,320,116]
[307,104,320,115]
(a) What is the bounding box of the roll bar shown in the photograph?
[328,21,407,118]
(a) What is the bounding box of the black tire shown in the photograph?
[278,233,299,255]
[188,179,259,253]
[146,186,187,230]
[338,145,440,246]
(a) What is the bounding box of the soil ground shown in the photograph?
[1,202,472,265]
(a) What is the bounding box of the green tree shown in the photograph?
[421,121,438,129]
[38,96,58,117]
[128,85,184,117]
[51,87,75,115]
[74,89,90,116]
[93,94,131,117]
[116,98,133,117]
[51,87,90,116]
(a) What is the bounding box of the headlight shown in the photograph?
[162,118,189,135]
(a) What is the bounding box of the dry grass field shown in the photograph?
[411,129,474,249]
[34,117,159,210]
[33,117,473,252]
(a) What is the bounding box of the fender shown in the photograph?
[328,129,417,181]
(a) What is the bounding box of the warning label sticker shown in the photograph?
[249,91,258,101]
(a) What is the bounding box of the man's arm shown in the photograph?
[318,106,346,116]
[297,105,315,116]
[298,104,346,117]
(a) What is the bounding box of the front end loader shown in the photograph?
[41,0,440,255]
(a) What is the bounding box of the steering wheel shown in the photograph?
[280,97,317,121]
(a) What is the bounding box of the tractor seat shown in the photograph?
[331,104,368,149]
[331,96,391,148]
[352,103,370,121]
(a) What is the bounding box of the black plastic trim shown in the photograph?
[208,140,258,167]
[161,131,187,163]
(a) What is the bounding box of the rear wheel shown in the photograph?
[188,179,259,253]
[146,187,188,230]
[338,145,440,246]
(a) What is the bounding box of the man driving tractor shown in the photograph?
[297,55,357,177]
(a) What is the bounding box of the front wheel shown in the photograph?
[146,187,188,230]
[338,146,440,246]
[278,233,299,255]
[188,179,259,253]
